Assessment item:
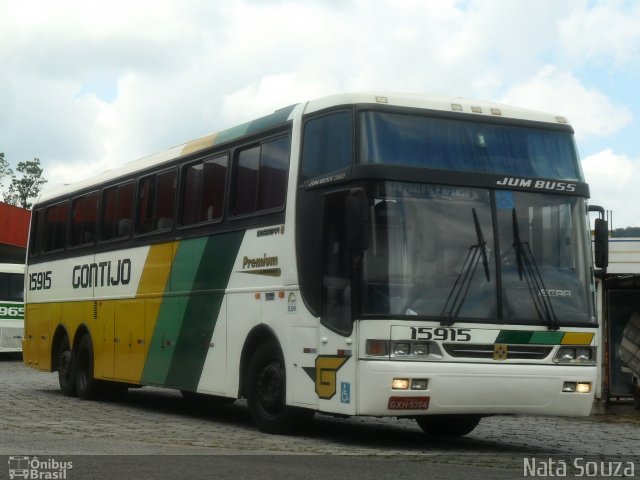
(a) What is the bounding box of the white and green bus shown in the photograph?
[0,263,25,353]
[23,93,607,436]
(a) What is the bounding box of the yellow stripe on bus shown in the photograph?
[180,133,219,157]
[136,242,177,297]
[561,332,594,345]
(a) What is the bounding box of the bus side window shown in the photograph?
[181,154,227,226]
[233,135,290,216]
[101,182,134,241]
[137,169,177,234]
[70,192,99,247]
[321,191,353,335]
[43,202,70,252]
[300,111,352,183]
[29,210,42,256]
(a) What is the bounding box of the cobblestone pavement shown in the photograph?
[2,356,639,477]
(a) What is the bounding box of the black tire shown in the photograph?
[75,335,96,400]
[181,390,236,405]
[246,342,313,434]
[57,338,76,397]
[415,414,481,437]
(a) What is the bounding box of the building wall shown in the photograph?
[0,202,30,263]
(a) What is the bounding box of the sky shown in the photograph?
[1,0,639,227]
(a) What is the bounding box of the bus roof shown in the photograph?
[37,92,572,205]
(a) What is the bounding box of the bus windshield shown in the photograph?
[359,111,582,181]
[361,182,594,326]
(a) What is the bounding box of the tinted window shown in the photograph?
[359,111,582,181]
[101,182,134,241]
[258,136,289,210]
[29,210,41,256]
[181,154,227,225]
[234,146,260,216]
[301,112,352,182]
[70,192,99,247]
[0,272,24,302]
[137,169,177,234]
[43,202,69,252]
[233,135,290,216]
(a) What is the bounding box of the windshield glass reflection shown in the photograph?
[360,182,595,326]
[362,183,497,320]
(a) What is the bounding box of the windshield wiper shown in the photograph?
[511,208,560,331]
[441,208,490,326]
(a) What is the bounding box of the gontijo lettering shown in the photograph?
[72,259,132,288]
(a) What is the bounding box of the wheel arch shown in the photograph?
[238,324,283,398]
[72,323,93,352]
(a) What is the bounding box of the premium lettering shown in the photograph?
[242,254,278,269]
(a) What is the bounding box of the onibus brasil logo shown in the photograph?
[8,456,73,479]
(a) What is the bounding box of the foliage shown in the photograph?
[0,152,12,180]
[611,227,640,238]
[3,157,47,209]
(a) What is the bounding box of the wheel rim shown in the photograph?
[256,361,284,416]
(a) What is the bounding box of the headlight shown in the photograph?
[392,378,410,390]
[562,381,591,393]
[412,343,429,356]
[365,339,434,359]
[576,348,592,362]
[393,342,410,356]
[554,346,596,365]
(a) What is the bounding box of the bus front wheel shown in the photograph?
[246,342,313,434]
[415,414,481,437]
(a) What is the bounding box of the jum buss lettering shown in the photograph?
[72,259,132,288]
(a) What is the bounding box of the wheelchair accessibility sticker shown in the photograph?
[341,382,351,404]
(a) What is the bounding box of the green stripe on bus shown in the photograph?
[496,330,572,345]
[141,231,245,390]
[213,105,296,147]
[529,331,565,345]
[495,330,533,344]
[165,230,244,390]
[140,237,208,386]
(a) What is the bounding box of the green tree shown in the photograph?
[0,152,14,193]
[4,157,47,209]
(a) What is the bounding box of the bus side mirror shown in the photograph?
[346,189,370,251]
[589,205,608,271]
[593,218,609,269]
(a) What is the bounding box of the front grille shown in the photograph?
[0,327,23,350]
[443,343,553,360]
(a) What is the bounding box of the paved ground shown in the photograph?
[1,355,639,479]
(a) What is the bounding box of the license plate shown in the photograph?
[388,396,430,410]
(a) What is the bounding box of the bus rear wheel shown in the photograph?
[415,414,481,437]
[246,342,313,434]
[75,335,96,400]
[57,338,75,397]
